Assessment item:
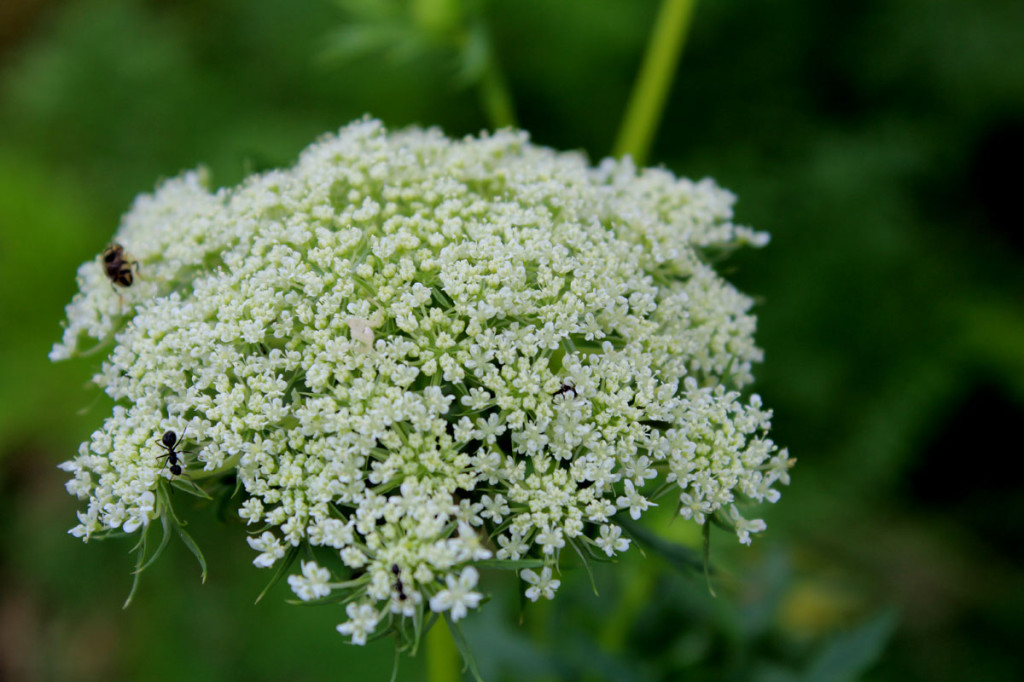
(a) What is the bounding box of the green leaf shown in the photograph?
[334,0,402,22]
[408,601,428,656]
[134,513,172,575]
[703,520,716,598]
[962,300,1024,404]
[365,618,399,644]
[215,478,240,522]
[799,609,899,682]
[569,539,599,597]
[473,558,546,570]
[320,24,423,64]
[617,515,706,575]
[389,644,402,682]
[122,524,150,609]
[255,544,301,604]
[86,529,133,542]
[454,20,489,86]
[156,483,184,527]
[174,524,208,583]
[170,477,214,500]
[445,615,484,682]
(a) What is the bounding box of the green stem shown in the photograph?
[415,0,515,129]
[599,562,656,652]
[612,0,699,165]
[478,55,518,129]
[427,617,460,682]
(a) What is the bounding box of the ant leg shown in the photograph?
[175,425,189,450]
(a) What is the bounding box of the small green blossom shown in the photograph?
[53,117,791,645]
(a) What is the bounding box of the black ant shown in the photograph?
[102,243,140,291]
[392,563,407,601]
[155,428,192,477]
[553,384,577,399]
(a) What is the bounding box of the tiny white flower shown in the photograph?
[238,498,264,525]
[476,413,506,444]
[341,546,368,569]
[479,494,509,524]
[287,561,332,601]
[497,529,529,560]
[521,566,560,602]
[336,601,380,645]
[122,491,155,533]
[460,387,492,411]
[429,566,483,621]
[595,524,631,557]
[535,525,566,555]
[422,386,455,415]
[247,531,286,568]
[727,505,767,545]
[616,479,655,520]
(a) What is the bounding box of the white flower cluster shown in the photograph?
[53,118,791,643]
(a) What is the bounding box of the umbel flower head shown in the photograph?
[53,118,791,645]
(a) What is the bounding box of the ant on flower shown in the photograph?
[553,384,577,399]
[156,428,193,477]
[392,563,407,602]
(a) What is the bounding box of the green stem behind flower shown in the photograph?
[427,617,460,682]
[599,560,657,653]
[613,0,699,165]
[478,57,518,129]
[414,0,516,130]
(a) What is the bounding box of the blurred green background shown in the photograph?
[2,0,1023,680]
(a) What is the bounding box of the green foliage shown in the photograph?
[799,609,898,682]
[254,545,300,605]
[0,152,99,452]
